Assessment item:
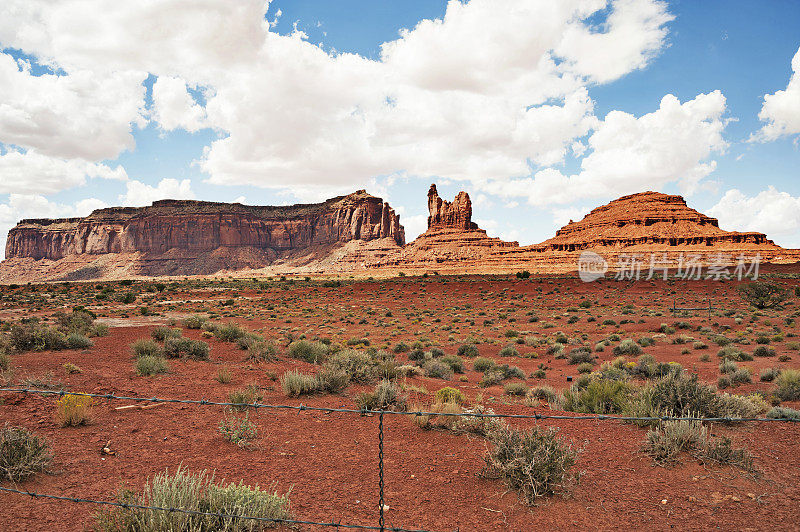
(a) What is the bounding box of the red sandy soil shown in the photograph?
[2,273,800,531]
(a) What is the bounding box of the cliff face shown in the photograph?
[6,191,404,261]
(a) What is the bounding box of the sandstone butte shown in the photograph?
[1,184,798,282]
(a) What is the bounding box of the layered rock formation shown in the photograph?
[6,191,404,261]
[530,191,770,252]
[2,184,799,281]
[1,191,404,280]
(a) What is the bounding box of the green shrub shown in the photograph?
[183,315,208,329]
[355,380,407,411]
[567,347,595,365]
[65,333,93,350]
[481,426,578,505]
[392,342,410,353]
[218,412,258,447]
[457,344,479,357]
[717,346,753,362]
[776,369,800,401]
[287,340,328,364]
[0,425,52,481]
[434,387,465,405]
[644,420,706,463]
[613,339,642,356]
[9,323,68,352]
[94,466,291,531]
[627,372,760,422]
[215,323,247,342]
[479,369,505,388]
[498,346,518,357]
[766,406,800,421]
[560,379,632,414]
[473,357,495,372]
[280,371,320,397]
[526,386,557,404]
[131,339,163,358]
[752,345,776,357]
[576,362,594,374]
[760,367,779,382]
[163,338,210,360]
[423,360,453,380]
[504,382,528,396]
[244,340,277,362]
[440,355,465,373]
[151,326,181,342]
[228,385,262,411]
[738,281,788,309]
[316,367,350,393]
[135,356,168,376]
[323,349,376,384]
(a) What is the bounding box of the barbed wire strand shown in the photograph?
[0,485,433,532]
[1,388,798,423]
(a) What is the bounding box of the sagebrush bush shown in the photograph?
[440,354,465,373]
[473,357,495,372]
[0,425,52,481]
[215,323,247,342]
[244,339,277,362]
[567,347,595,365]
[10,322,67,352]
[560,379,632,414]
[280,370,320,397]
[136,356,168,376]
[183,315,208,329]
[435,386,465,405]
[457,344,479,357]
[717,346,753,362]
[228,385,262,411]
[644,420,706,463]
[151,326,181,342]
[526,386,557,404]
[613,339,642,356]
[131,339,163,358]
[776,369,800,401]
[504,382,528,396]
[355,380,407,411]
[66,333,93,349]
[56,393,92,427]
[498,346,519,357]
[316,367,350,393]
[766,406,800,420]
[323,349,376,384]
[163,338,210,360]
[481,425,578,505]
[752,345,776,357]
[287,340,328,364]
[423,360,453,380]
[94,466,292,531]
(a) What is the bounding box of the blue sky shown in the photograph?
[1,0,799,252]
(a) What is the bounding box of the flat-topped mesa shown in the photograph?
[427,184,478,230]
[5,190,405,261]
[531,191,772,253]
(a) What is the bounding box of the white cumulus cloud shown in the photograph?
[752,46,800,142]
[0,148,127,195]
[119,178,195,207]
[151,76,208,133]
[707,186,800,248]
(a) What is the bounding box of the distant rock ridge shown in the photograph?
[1,184,799,282]
[5,190,405,261]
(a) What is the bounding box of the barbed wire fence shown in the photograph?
[1,387,798,531]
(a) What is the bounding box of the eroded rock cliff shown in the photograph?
[6,191,404,261]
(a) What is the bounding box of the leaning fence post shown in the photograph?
[378,410,385,532]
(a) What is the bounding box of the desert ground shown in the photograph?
[2,271,800,531]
